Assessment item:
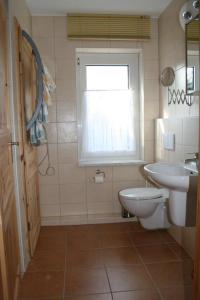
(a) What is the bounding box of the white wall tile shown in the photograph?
[58,143,78,164]
[55,38,81,58]
[44,123,57,143]
[113,166,144,181]
[144,120,155,141]
[144,141,155,162]
[48,101,57,122]
[37,144,58,164]
[54,16,67,37]
[144,98,159,120]
[143,39,159,60]
[40,204,60,217]
[86,182,112,203]
[59,164,86,183]
[182,117,199,147]
[144,80,159,100]
[32,16,54,38]
[60,203,87,216]
[60,183,86,203]
[144,60,159,80]
[87,201,114,215]
[57,122,77,143]
[40,185,59,205]
[39,165,59,185]
[57,101,76,122]
[55,59,76,80]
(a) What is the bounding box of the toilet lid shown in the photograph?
[119,188,164,200]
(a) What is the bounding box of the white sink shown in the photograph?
[144,162,198,227]
[144,162,197,192]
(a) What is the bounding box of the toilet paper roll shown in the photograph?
[94,174,104,184]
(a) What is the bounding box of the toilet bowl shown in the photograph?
[119,187,171,229]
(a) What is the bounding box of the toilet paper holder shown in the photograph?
[93,169,106,183]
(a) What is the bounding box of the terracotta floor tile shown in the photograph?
[100,247,141,266]
[19,298,62,300]
[65,293,112,300]
[66,268,110,296]
[27,249,65,272]
[107,265,154,292]
[36,234,66,252]
[93,222,131,233]
[137,244,178,263]
[19,224,194,300]
[112,290,161,300]
[158,231,176,244]
[68,231,101,250]
[19,271,64,298]
[100,232,131,248]
[129,231,166,246]
[67,249,104,268]
[167,243,191,260]
[40,226,66,237]
[146,261,193,288]
[160,285,194,300]
[66,224,96,232]
[128,222,147,232]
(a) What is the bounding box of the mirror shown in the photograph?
[186,15,200,95]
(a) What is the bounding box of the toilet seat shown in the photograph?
[119,187,167,200]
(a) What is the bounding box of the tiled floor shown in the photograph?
[19,222,194,300]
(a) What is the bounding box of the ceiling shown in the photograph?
[26,0,173,17]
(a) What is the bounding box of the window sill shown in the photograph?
[78,159,147,167]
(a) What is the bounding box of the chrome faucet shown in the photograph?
[184,152,199,169]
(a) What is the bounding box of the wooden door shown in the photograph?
[0,1,20,299]
[15,21,41,257]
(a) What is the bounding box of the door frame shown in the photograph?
[6,4,31,272]
[194,123,200,297]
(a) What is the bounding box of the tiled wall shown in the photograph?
[156,117,198,258]
[156,117,199,164]
[158,0,199,118]
[12,0,32,34]
[32,16,159,225]
[158,0,199,259]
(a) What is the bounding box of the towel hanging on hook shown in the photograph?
[21,30,56,145]
[21,30,56,176]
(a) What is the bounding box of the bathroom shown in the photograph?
[0,0,199,299]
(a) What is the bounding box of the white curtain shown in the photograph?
[81,90,136,159]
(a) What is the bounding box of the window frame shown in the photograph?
[76,49,144,166]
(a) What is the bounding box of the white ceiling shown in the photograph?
[26,0,173,17]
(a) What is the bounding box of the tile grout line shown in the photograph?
[164,243,183,261]
[62,230,68,300]
[128,233,165,300]
[104,265,114,300]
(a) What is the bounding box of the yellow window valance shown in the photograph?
[67,14,151,40]
[187,19,200,41]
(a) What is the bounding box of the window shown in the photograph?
[76,51,142,165]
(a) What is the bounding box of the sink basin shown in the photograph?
[144,162,198,227]
[144,162,197,192]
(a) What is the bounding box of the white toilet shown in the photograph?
[119,187,171,229]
